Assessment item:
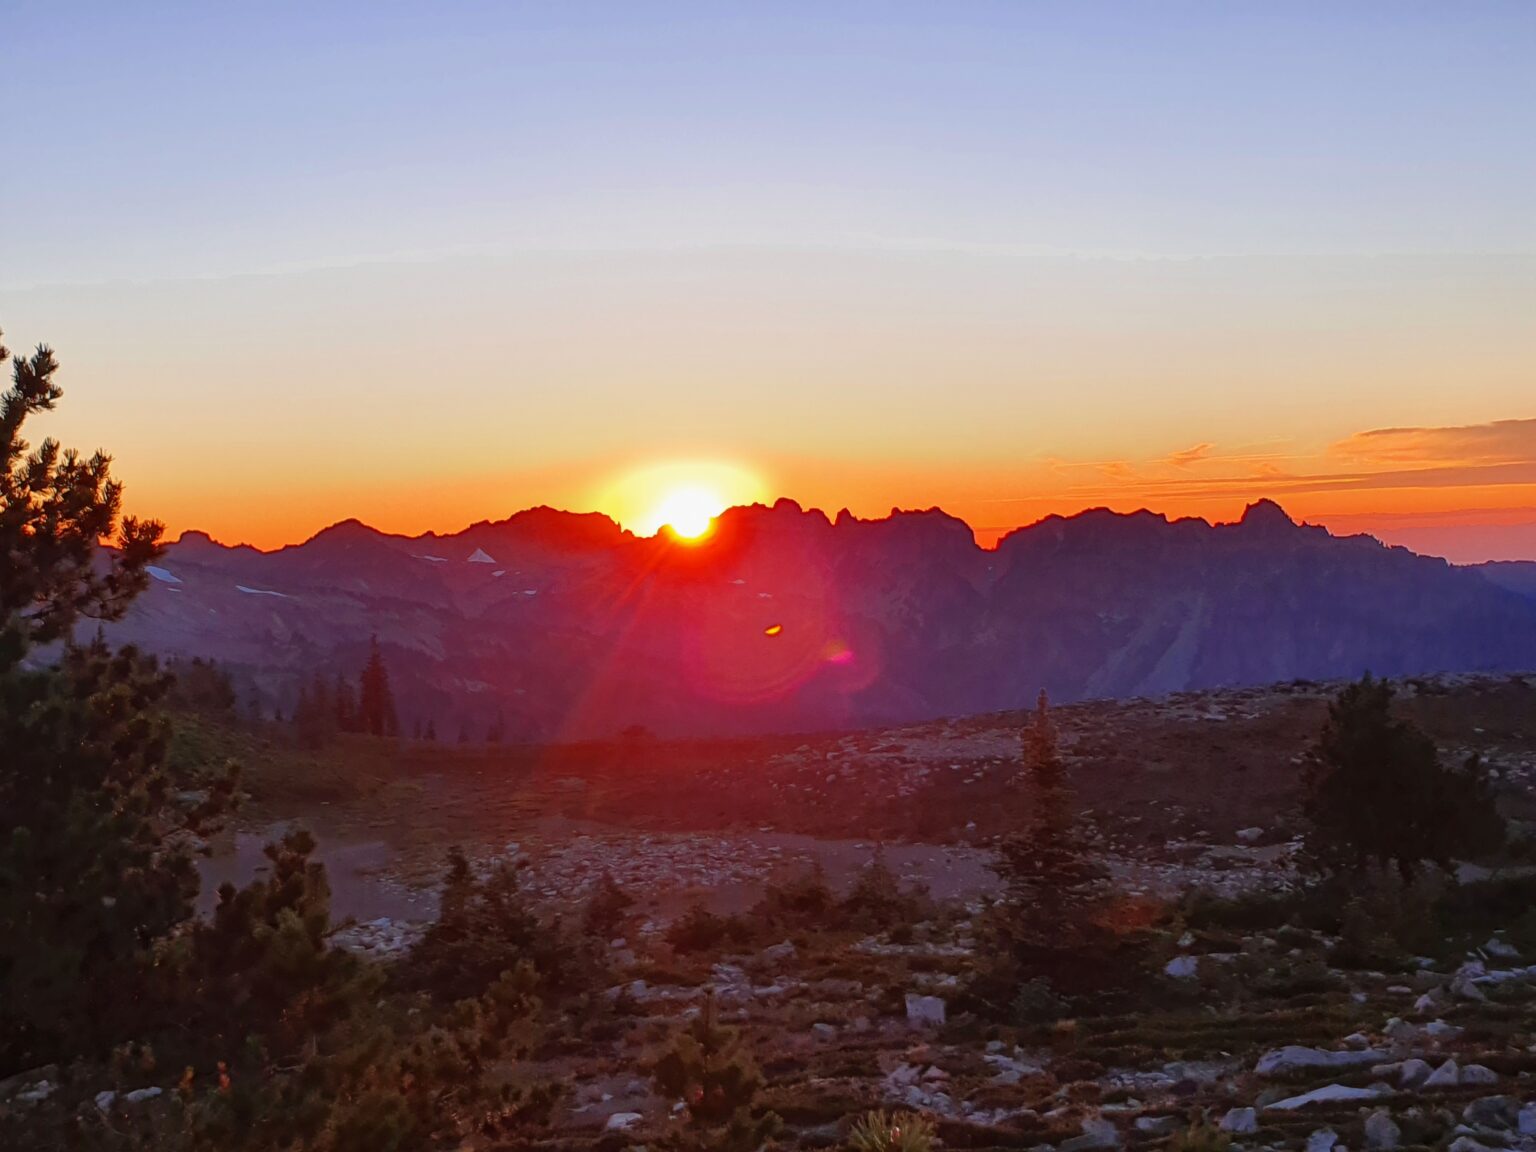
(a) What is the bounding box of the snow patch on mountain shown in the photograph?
[236,585,291,599]
[146,565,182,584]
[467,548,496,564]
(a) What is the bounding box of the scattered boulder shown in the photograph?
[1452,976,1488,1002]
[761,940,797,963]
[1462,1096,1519,1131]
[1424,1020,1465,1041]
[1255,1046,1385,1077]
[1520,1103,1536,1137]
[1484,937,1520,961]
[94,1090,117,1112]
[14,1080,55,1105]
[1136,1116,1182,1136]
[605,1112,643,1131]
[1220,1107,1258,1135]
[1307,1128,1340,1152]
[1236,827,1264,844]
[1363,1108,1400,1150]
[1266,1084,1385,1111]
[1164,955,1200,980]
[124,1086,162,1104]
[1423,1059,1461,1090]
[1398,1058,1432,1088]
[1061,1115,1120,1152]
[1461,1064,1499,1086]
[905,993,946,1027]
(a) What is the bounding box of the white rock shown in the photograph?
[905,993,947,1027]
[1423,1059,1460,1089]
[15,1080,55,1104]
[1462,1095,1518,1130]
[1061,1115,1120,1151]
[1307,1128,1340,1152]
[95,1090,117,1112]
[1164,955,1200,980]
[761,940,797,963]
[1425,1019,1465,1041]
[1266,1084,1385,1111]
[605,1111,643,1131]
[1412,993,1438,1015]
[1255,1046,1386,1077]
[1485,937,1520,960]
[1520,1104,1536,1137]
[1220,1107,1258,1134]
[1236,827,1264,844]
[887,1064,921,1087]
[811,1022,837,1038]
[1364,1109,1400,1150]
[124,1086,162,1104]
[1461,1064,1498,1086]
[1398,1058,1432,1087]
[1453,977,1488,1002]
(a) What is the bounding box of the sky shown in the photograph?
[4,2,1535,561]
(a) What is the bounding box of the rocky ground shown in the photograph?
[9,671,1535,1149]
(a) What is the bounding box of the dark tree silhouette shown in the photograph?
[1304,674,1503,879]
[357,634,398,738]
[0,334,162,662]
[972,690,1112,1015]
[0,329,237,1072]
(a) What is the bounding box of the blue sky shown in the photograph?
[10,2,1535,286]
[4,3,1535,558]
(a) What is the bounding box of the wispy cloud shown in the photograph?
[1331,418,1536,466]
[1165,442,1215,469]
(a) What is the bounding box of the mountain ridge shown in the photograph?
[118,499,1536,740]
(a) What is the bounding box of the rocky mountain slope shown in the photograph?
[101,500,1536,739]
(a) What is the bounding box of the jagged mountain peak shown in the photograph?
[107,499,1536,739]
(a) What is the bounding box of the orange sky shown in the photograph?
[6,11,1535,564]
[90,429,1536,565]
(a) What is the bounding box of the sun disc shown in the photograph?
[593,460,770,538]
[655,486,722,540]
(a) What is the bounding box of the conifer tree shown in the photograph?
[1304,674,1503,879]
[974,690,1109,1014]
[357,633,398,737]
[0,329,237,1072]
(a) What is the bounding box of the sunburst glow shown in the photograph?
[595,460,770,538]
[654,486,723,539]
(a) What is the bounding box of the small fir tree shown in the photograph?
[357,634,398,738]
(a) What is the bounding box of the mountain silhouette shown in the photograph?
[103,501,1536,739]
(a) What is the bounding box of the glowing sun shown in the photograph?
[595,460,769,539]
[654,485,723,540]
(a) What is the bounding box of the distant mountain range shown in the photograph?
[100,500,1536,739]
